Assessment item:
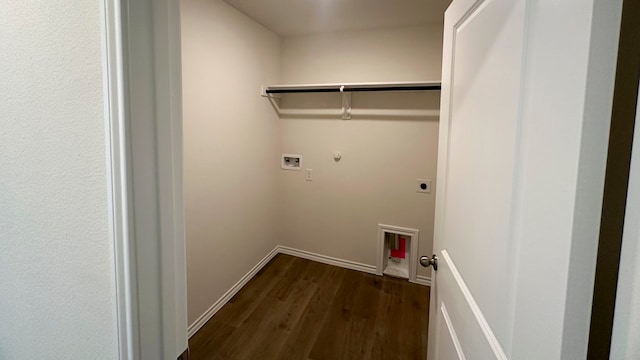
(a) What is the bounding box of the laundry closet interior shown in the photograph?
[181,0,450,357]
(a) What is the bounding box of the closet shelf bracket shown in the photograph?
[340,86,352,120]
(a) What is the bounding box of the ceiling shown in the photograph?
[223,0,452,37]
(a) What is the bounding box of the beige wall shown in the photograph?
[280,26,443,84]
[0,0,117,358]
[182,17,443,326]
[181,0,281,324]
[278,26,443,278]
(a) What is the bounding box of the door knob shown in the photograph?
[420,255,438,271]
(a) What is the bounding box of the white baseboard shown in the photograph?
[187,246,280,338]
[188,245,430,338]
[279,246,431,286]
[413,274,432,287]
[277,245,378,275]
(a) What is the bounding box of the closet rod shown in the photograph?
[265,84,441,94]
[262,81,442,95]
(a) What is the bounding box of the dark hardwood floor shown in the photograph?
[189,254,430,360]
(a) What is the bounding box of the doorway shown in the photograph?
[106,0,632,358]
[179,0,448,358]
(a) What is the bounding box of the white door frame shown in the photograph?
[102,0,188,358]
[593,1,640,357]
[100,0,625,358]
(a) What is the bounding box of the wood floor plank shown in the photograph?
[396,280,429,359]
[307,271,383,360]
[189,319,236,360]
[277,264,346,360]
[340,274,384,360]
[212,257,312,359]
[369,277,405,360]
[189,254,430,360]
[370,278,430,359]
[235,259,320,359]
[305,268,361,360]
[422,285,431,352]
[213,254,295,327]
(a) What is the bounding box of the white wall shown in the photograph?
[0,1,117,359]
[278,26,443,279]
[180,0,281,325]
[611,85,640,360]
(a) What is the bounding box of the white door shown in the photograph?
[427,1,526,358]
[426,0,621,358]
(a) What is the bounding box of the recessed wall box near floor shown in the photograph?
[377,224,419,283]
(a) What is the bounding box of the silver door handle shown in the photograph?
[420,255,438,271]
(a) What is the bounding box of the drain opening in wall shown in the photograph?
[384,232,410,279]
[377,224,419,282]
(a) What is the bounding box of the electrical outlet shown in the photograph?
[417,179,431,194]
[305,169,313,181]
